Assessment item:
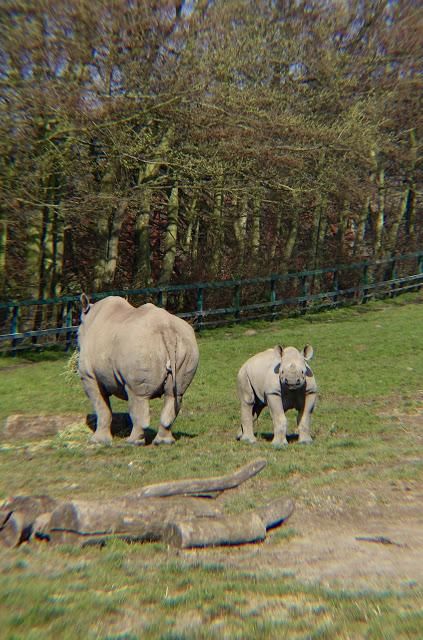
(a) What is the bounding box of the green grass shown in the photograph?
[0,294,422,639]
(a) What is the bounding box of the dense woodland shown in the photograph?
[0,0,422,305]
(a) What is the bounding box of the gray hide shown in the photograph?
[236,345,317,448]
[78,295,199,446]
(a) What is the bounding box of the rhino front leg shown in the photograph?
[236,370,257,443]
[126,392,150,446]
[82,379,113,445]
[153,394,181,445]
[297,391,316,444]
[267,394,288,449]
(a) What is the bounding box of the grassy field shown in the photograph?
[0,294,422,639]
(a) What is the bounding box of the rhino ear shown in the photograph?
[274,345,284,359]
[303,344,314,361]
[80,293,91,314]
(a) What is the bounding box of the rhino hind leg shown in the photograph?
[126,392,150,446]
[153,394,181,445]
[83,380,113,445]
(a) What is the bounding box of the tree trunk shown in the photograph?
[209,179,224,277]
[353,196,371,258]
[159,185,179,293]
[309,197,327,293]
[336,200,349,263]
[0,220,6,295]
[280,208,299,272]
[133,189,152,288]
[374,167,385,259]
[48,207,64,299]
[133,127,174,288]
[234,194,249,272]
[26,210,43,300]
[385,186,410,255]
[269,206,282,262]
[250,195,261,260]
[182,197,197,256]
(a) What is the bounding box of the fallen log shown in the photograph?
[254,498,294,530]
[1,460,295,549]
[48,496,223,545]
[164,513,267,548]
[0,513,26,548]
[0,495,60,547]
[133,458,267,498]
[164,498,295,549]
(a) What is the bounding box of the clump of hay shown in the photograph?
[62,349,80,386]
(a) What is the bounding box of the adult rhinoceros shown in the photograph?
[78,294,199,446]
[236,345,317,448]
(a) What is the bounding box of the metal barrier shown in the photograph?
[1,250,422,355]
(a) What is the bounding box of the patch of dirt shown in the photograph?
[180,418,423,591]
[180,477,423,589]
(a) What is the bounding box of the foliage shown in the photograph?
[0,0,421,311]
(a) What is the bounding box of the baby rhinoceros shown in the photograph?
[236,345,317,448]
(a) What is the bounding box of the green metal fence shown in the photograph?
[1,250,422,355]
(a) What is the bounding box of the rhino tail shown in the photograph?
[166,339,179,415]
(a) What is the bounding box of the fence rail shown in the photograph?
[1,250,422,355]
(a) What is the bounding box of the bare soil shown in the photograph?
[182,414,423,589]
[181,479,423,589]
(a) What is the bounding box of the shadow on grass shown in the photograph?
[259,432,299,443]
[86,413,197,444]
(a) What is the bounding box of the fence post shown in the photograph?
[270,276,276,321]
[196,287,204,331]
[11,305,19,357]
[233,284,241,323]
[157,289,164,308]
[65,301,73,352]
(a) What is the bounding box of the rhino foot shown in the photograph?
[237,434,257,445]
[271,439,288,450]
[126,437,146,446]
[153,434,176,446]
[298,437,313,445]
[90,433,113,446]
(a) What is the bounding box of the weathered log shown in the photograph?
[0,512,26,548]
[134,458,267,498]
[254,498,295,530]
[31,513,54,541]
[164,513,267,549]
[0,495,60,547]
[48,496,223,545]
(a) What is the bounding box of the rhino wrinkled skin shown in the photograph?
[78,294,199,446]
[237,345,317,448]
